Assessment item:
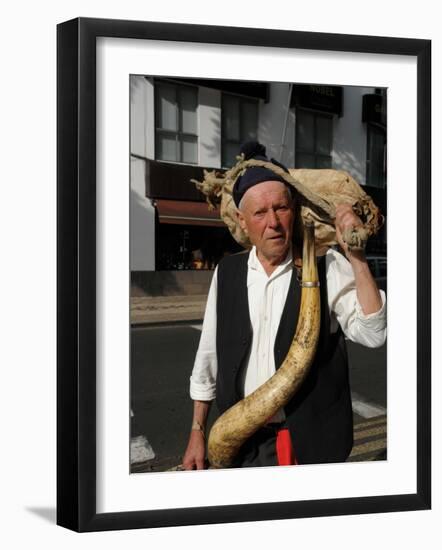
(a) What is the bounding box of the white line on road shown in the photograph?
[190,324,203,331]
[130,435,155,464]
[351,392,386,418]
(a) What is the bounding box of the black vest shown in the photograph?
[215,251,353,464]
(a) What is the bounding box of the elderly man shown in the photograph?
[183,143,386,469]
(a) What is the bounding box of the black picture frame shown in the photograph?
[57,17,431,532]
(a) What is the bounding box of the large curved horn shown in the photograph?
[207,221,321,469]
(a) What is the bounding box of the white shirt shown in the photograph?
[189,246,386,421]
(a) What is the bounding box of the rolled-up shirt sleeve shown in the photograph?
[189,266,219,401]
[326,249,387,348]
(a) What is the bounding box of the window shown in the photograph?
[366,124,386,188]
[295,109,333,168]
[155,81,198,164]
[221,94,258,168]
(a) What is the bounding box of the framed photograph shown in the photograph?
[57,17,431,532]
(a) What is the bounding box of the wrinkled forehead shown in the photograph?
[240,180,292,210]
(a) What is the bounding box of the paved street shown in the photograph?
[130,323,207,471]
[130,323,387,472]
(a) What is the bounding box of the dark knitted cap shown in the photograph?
[232,141,291,208]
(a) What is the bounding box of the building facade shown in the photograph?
[130,76,386,294]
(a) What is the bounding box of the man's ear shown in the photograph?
[236,209,248,235]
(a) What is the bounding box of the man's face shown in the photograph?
[237,180,294,264]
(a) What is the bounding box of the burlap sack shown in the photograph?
[192,157,384,252]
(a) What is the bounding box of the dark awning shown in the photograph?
[145,158,217,202]
[155,199,224,227]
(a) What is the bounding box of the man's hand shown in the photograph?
[334,203,364,258]
[182,430,206,470]
[182,400,211,470]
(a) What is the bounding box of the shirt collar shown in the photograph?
[248,245,293,279]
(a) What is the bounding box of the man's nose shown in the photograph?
[267,209,279,228]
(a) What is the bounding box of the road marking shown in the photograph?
[353,423,386,439]
[130,435,155,464]
[349,438,386,459]
[351,392,386,418]
[353,414,386,431]
[349,414,387,462]
[190,324,203,331]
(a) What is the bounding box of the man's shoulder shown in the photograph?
[218,249,250,266]
[217,249,250,276]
